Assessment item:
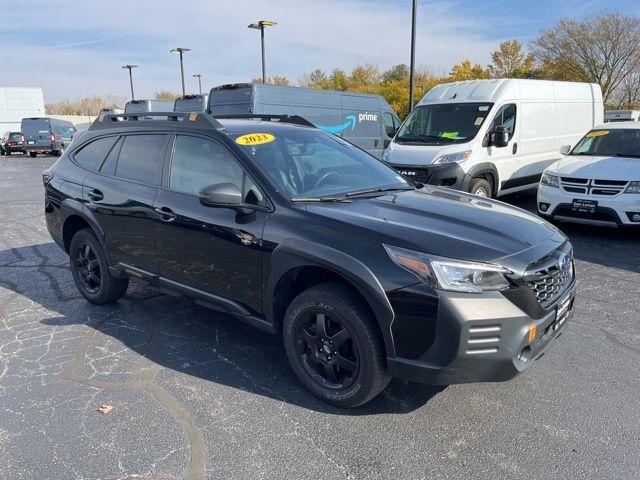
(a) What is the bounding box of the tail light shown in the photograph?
[20,133,24,143]
[6,140,11,146]
[43,170,53,186]
[50,133,55,145]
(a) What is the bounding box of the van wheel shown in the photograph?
[69,229,129,304]
[283,282,390,408]
[29,152,37,158]
[469,178,492,197]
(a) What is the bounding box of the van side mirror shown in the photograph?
[490,126,509,148]
[199,183,242,206]
[560,145,571,155]
[383,139,391,148]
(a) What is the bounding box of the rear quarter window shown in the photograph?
[73,136,118,171]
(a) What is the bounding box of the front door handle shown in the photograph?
[154,206,177,222]
[512,142,518,155]
[87,188,103,202]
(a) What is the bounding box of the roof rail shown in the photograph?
[212,114,315,128]
[89,111,225,131]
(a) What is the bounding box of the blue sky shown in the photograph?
[1,0,639,102]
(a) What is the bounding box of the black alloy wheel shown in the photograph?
[74,241,102,294]
[296,311,359,389]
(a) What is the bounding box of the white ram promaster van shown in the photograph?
[384,79,604,197]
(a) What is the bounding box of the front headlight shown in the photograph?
[384,244,512,293]
[540,172,560,188]
[624,181,640,194]
[432,150,471,165]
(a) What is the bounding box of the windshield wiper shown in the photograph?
[345,186,414,198]
[291,195,350,203]
[614,153,640,158]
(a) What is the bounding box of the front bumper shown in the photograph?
[538,183,640,226]
[386,282,576,385]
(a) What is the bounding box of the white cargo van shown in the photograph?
[384,79,604,197]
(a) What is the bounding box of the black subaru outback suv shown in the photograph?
[44,112,576,407]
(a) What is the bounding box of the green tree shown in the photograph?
[488,40,535,78]
[449,60,491,81]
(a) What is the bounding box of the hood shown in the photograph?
[306,187,561,264]
[547,155,640,180]
[385,141,472,166]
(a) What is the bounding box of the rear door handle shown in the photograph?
[154,206,177,222]
[512,142,518,155]
[87,188,103,202]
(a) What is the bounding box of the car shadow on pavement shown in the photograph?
[1,242,445,415]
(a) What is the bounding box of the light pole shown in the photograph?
[248,20,277,83]
[409,0,417,112]
[121,64,138,100]
[170,47,191,96]
[193,73,202,94]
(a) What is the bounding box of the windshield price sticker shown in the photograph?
[586,130,609,138]
[235,133,276,146]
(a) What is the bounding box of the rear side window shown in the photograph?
[116,135,166,185]
[73,136,118,171]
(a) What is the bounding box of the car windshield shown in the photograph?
[234,129,413,200]
[571,128,640,158]
[395,103,493,145]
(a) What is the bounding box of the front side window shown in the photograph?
[572,129,640,157]
[170,135,264,205]
[116,135,166,185]
[396,102,493,145]
[73,136,118,171]
[235,128,411,200]
[490,104,516,136]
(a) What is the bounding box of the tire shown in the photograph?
[69,229,128,304]
[283,282,390,407]
[469,177,492,197]
[29,152,37,158]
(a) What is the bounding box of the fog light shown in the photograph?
[519,345,532,362]
[626,212,640,222]
[528,324,537,343]
[539,203,550,212]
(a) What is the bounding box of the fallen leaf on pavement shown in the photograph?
[97,405,114,414]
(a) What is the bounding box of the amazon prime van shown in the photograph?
[174,94,208,113]
[209,83,401,158]
[605,110,640,123]
[384,79,604,197]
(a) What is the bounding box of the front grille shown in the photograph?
[393,166,431,183]
[524,243,574,308]
[560,177,628,196]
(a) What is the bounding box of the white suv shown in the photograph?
[538,122,640,227]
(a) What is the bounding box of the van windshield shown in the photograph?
[235,129,413,201]
[571,129,640,158]
[396,103,493,145]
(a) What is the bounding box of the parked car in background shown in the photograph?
[1,131,25,155]
[174,94,208,113]
[124,99,174,114]
[43,111,575,407]
[22,117,76,157]
[605,110,640,123]
[209,83,401,158]
[538,122,640,227]
[384,79,604,198]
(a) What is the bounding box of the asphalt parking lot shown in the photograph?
[1,154,639,480]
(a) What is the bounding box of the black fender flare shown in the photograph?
[59,199,111,264]
[464,163,500,194]
[265,237,396,356]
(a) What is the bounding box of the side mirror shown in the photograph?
[383,139,391,148]
[198,183,242,207]
[491,126,509,148]
[560,144,571,155]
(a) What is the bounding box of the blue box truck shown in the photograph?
[208,83,401,158]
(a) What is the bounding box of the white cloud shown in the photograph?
[1,0,501,102]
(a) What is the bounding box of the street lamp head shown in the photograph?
[192,73,201,78]
[170,47,192,54]
[248,20,277,29]
[121,64,138,70]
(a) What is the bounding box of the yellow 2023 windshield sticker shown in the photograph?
[235,133,275,146]
[586,130,609,138]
